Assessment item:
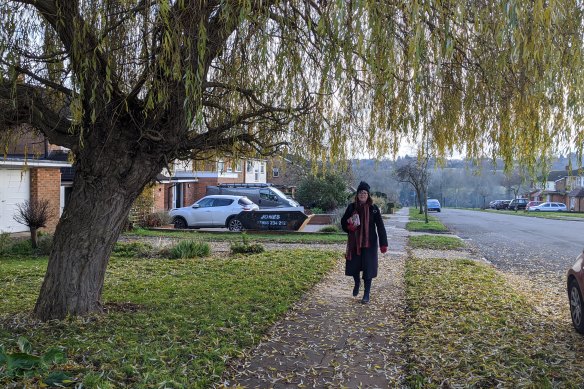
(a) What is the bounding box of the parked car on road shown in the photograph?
[567,250,584,334]
[427,199,441,212]
[493,200,511,210]
[525,201,542,211]
[169,195,259,231]
[508,198,528,211]
[528,202,567,212]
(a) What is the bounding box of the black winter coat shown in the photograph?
[341,203,388,279]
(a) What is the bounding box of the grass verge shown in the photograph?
[406,208,448,232]
[405,257,584,387]
[127,228,346,243]
[408,235,465,250]
[484,209,584,220]
[0,249,338,388]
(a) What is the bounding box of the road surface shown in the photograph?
[434,209,584,276]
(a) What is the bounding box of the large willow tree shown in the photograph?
[0,1,582,320]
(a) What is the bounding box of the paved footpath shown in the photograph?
[220,208,411,388]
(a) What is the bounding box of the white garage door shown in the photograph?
[0,169,30,233]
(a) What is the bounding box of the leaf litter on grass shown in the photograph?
[405,257,584,387]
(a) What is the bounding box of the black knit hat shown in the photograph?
[357,181,370,194]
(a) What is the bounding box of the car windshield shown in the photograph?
[269,187,287,198]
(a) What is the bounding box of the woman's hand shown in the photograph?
[380,246,388,253]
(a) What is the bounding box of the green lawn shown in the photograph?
[408,235,465,250]
[406,208,448,232]
[405,257,584,387]
[0,249,338,388]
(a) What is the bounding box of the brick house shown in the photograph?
[0,130,71,233]
[266,155,308,197]
[153,158,268,211]
[529,168,584,211]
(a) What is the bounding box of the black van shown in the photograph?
[206,183,301,209]
[508,198,528,211]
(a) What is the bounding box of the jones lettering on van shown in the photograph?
[260,214,281,220]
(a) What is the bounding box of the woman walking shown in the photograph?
[341,181,388,304]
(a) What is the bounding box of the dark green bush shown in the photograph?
[36,234,53,255]
[0,232,12,255]
[7,239,35,256]
[318,225,340,233]
[170,240,210,259]
[296,172,349,212]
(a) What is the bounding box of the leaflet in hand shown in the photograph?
[350,213,360,227]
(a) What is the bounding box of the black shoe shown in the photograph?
[352,284,360,297]
[362,278,371,304]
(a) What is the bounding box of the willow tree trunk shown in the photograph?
[33,151,162,321]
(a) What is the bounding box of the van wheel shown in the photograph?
[173,217,188,229]
[227,217,243,232]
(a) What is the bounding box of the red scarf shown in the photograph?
[346,202,370,260]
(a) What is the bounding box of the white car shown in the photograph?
[169,195,259,231]
[528,202,567,212]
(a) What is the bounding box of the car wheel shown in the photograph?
[569,278,584,334]
[173,217,188,229]
[437,209,441,212]
[227,217,243,232]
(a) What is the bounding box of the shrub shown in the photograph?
[12,199,56,248]
[296,172,349,212]
[142,212,172,227]
[7,239,35,256]
[318,225,340,233]
[309,207,324,215]
[371,195,389,213]
[0,232,12,255]
[170,240,210,259]
[113,241,154,257]
[230,233,265,254]
[36,234,53,255]
[130,185,155,227]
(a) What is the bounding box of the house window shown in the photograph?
[247,161,253,173]
[234,160,242,172]
[217,160,225,174]
[273,167,280,177]
[260,162,265,174]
